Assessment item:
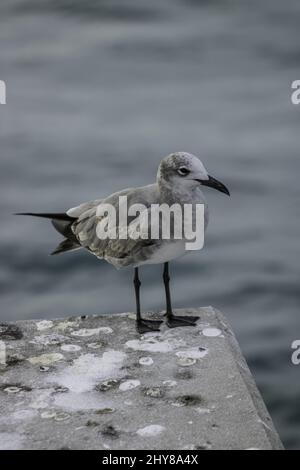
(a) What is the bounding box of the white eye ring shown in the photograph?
[177,167,190,176]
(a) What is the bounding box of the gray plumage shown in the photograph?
[66,153,210,268]
[17,152,230,268]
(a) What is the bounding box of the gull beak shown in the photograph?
[196,175,230,196]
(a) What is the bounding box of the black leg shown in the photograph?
[134,267,142,322]
[163,262,172,317]
[163,262,199,328]
[134,267,162,334]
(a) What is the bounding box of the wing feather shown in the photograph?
[70,184,161,265]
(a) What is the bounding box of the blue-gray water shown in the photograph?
[0,0,300,449]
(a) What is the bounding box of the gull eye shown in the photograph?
[177,167,190,177]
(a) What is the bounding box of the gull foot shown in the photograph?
[136,319,163,334]
[166,314,199,329]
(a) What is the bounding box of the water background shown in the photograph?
[0,0,300,448]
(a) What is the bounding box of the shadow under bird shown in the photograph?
[17,152,230,334]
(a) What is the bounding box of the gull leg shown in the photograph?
[163,262,199,328]
[134,268,162,334]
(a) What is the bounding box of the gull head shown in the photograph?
[158,152,230,196]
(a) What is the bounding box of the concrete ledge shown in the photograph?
[0,307,283,450]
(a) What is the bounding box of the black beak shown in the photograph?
[196,175,230,196]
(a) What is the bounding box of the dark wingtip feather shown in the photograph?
[50,238,80,256]
[50,250,60,256]
[14,212,34,216]
[14,212,75,221]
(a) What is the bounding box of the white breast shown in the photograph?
[139,240,187,266]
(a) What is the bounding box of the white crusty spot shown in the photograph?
[136,425,165,437]
[50,351,126,394]
[176,347,208,360]
[196,407,211,415]
[40,411,57,419]
[139,357,154,366]
[119,380,141,391]
[30,334,67,346]
[54,412,71,422]
[56,321,78,331]
[87,342,102,349]
[176,357,196,367]
[126,336,184,353]
[171,401,185,408]
[71,327,113,337]
[4,386,21,394]
[27,353,64,366]
[61,344,82,352]
[163,380,177,387]
[202,327,222,337]
[36,320,54,331]
[128,313,136,321]
[40,410,70,421]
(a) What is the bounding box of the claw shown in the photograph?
[142,319,163,328]
[166,314,199,329]
[136,319,163,334]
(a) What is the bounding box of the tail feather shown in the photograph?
[51,218,78,243]
[16,211,81,256]
[15,212,74,221]
[51,239,80,256]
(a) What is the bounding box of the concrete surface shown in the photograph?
[0,307,283,450]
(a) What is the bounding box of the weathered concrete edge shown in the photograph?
[1,307,284,450]
[210,306,284,450]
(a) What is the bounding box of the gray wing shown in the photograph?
[69,185,161,266]
[70,201,107,256]
[67,199,103,218]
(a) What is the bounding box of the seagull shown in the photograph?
[17,152,230,334]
